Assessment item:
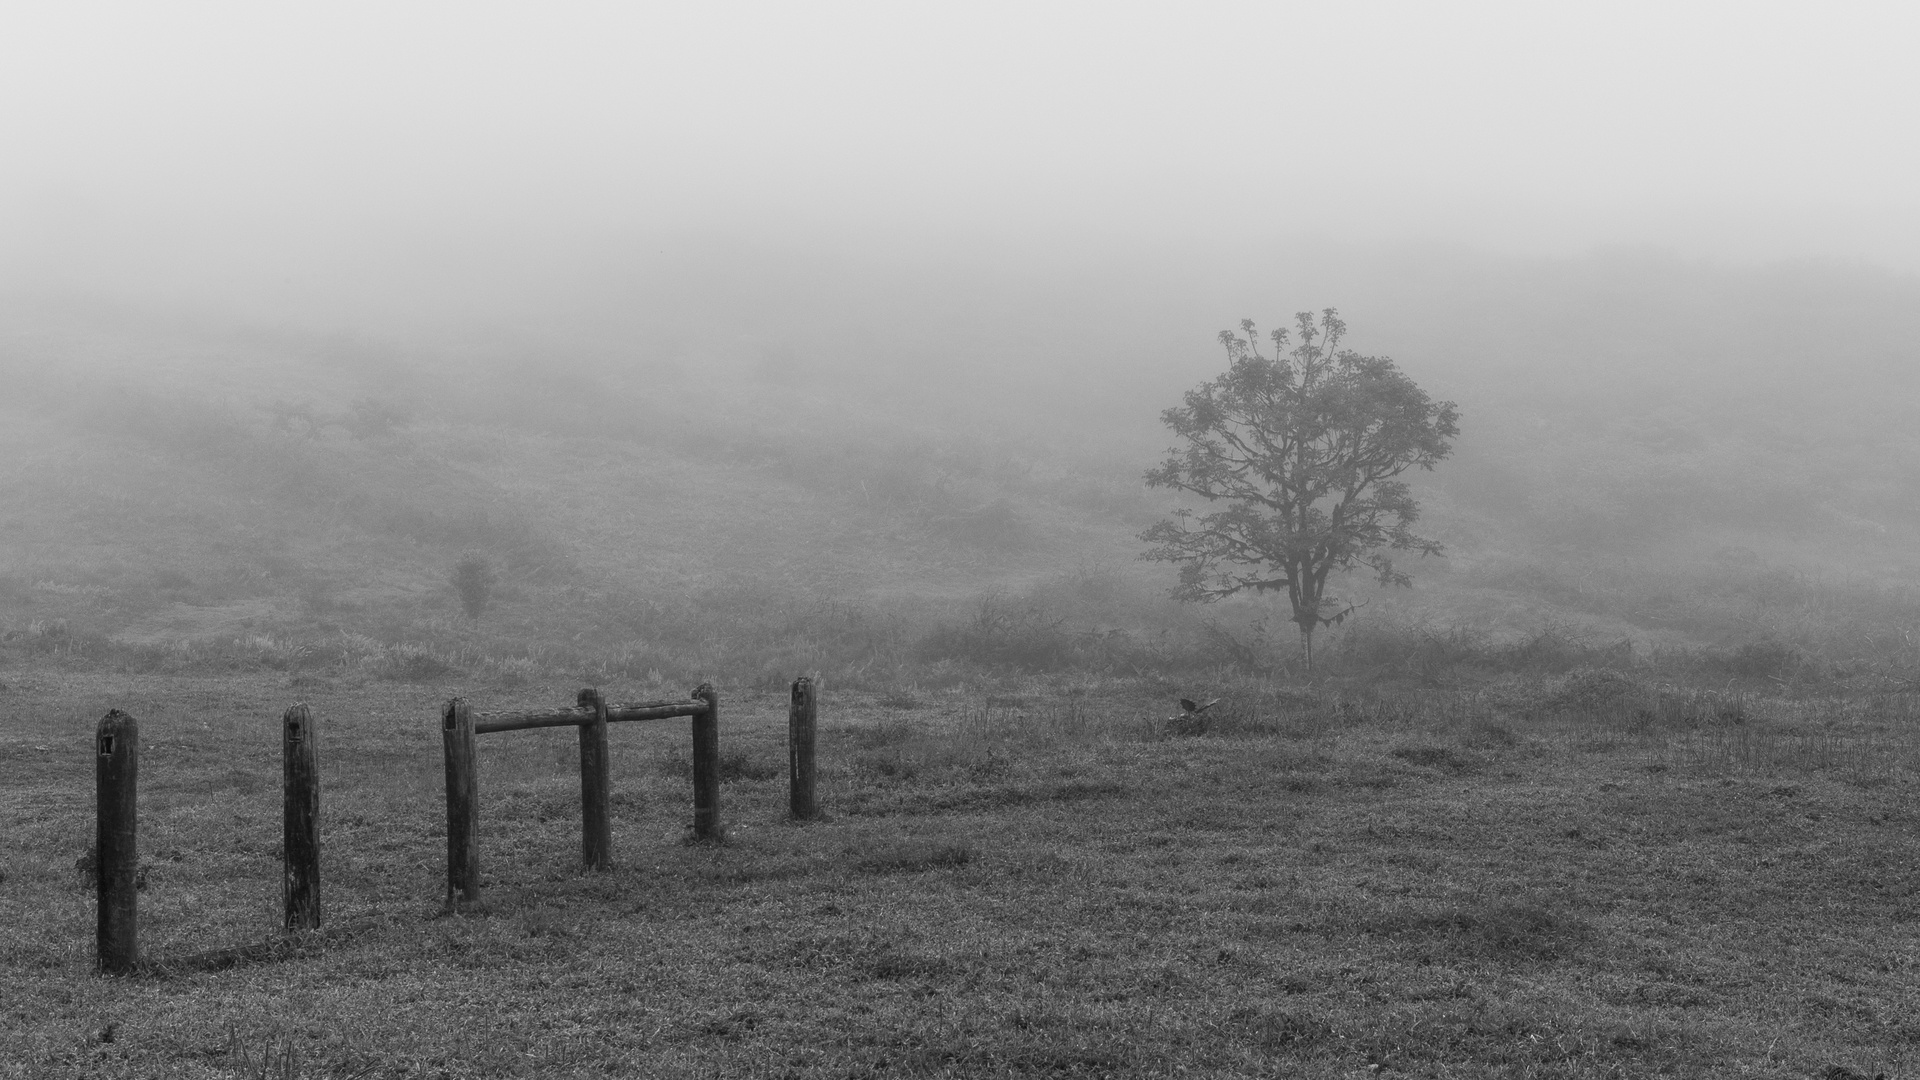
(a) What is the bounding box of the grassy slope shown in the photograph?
[9,246,1920,685]
[5,312,1919,691]
[4,672,1918,1077]
[0,296,1143,613]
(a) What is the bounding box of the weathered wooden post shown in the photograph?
[576,687,611,870]
[789,676,818,821]
[282,704,321,932]
[691,683,721,841]
[442,698,481,911]
[95,710,139,973]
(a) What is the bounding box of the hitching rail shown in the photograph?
[443,685,722,912]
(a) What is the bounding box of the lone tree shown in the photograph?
[1141,309,1459,668]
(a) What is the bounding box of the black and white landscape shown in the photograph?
[4,6,1918,1077]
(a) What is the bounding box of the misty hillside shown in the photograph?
[3,245,1919,683]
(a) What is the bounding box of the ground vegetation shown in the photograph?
[2,671,1917,1077]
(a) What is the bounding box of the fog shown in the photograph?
[6,2,1920,313]
[4,3,1920,682]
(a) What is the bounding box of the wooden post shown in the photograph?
[282,704,321,932]
[95,710,138,974]
[576,688,611,870]
[442,698,481,911]
[691,683,721,841]
[789,676,818,821]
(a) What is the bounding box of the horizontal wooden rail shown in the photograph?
[473,707,594,735]
[472,699,708,734]
[608,699,708,723]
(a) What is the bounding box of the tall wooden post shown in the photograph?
[691,683,721,841]
[789,676,818,821]
[282,704,321,932]
[441,698,481,911]
[95,710,139,974]
[576,688,611,870]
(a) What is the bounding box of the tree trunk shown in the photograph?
[1300,626,1314,671]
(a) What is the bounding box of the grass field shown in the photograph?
[5,668,1918,1078]
[6,263,1920,1077]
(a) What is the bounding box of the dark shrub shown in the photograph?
[452,554,496,619]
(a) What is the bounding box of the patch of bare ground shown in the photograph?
[3,671,1918,1077]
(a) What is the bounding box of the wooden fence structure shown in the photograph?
[440,684,723,911]
[89,675,824,971]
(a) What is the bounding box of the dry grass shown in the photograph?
[4,668,1920,1077]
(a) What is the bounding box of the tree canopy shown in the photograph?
[1141,309,1459,667]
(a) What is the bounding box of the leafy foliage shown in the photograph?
[1142,310,1458,663]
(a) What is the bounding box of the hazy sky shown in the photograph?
[4,1,1918,312]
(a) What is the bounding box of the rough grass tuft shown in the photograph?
[1389,745,1474,772]
[1369,898,1591,960]
[855,839,974,874]
[375,644,461,682]
[718,750,784,783]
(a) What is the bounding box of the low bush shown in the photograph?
[452,554,497,620]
